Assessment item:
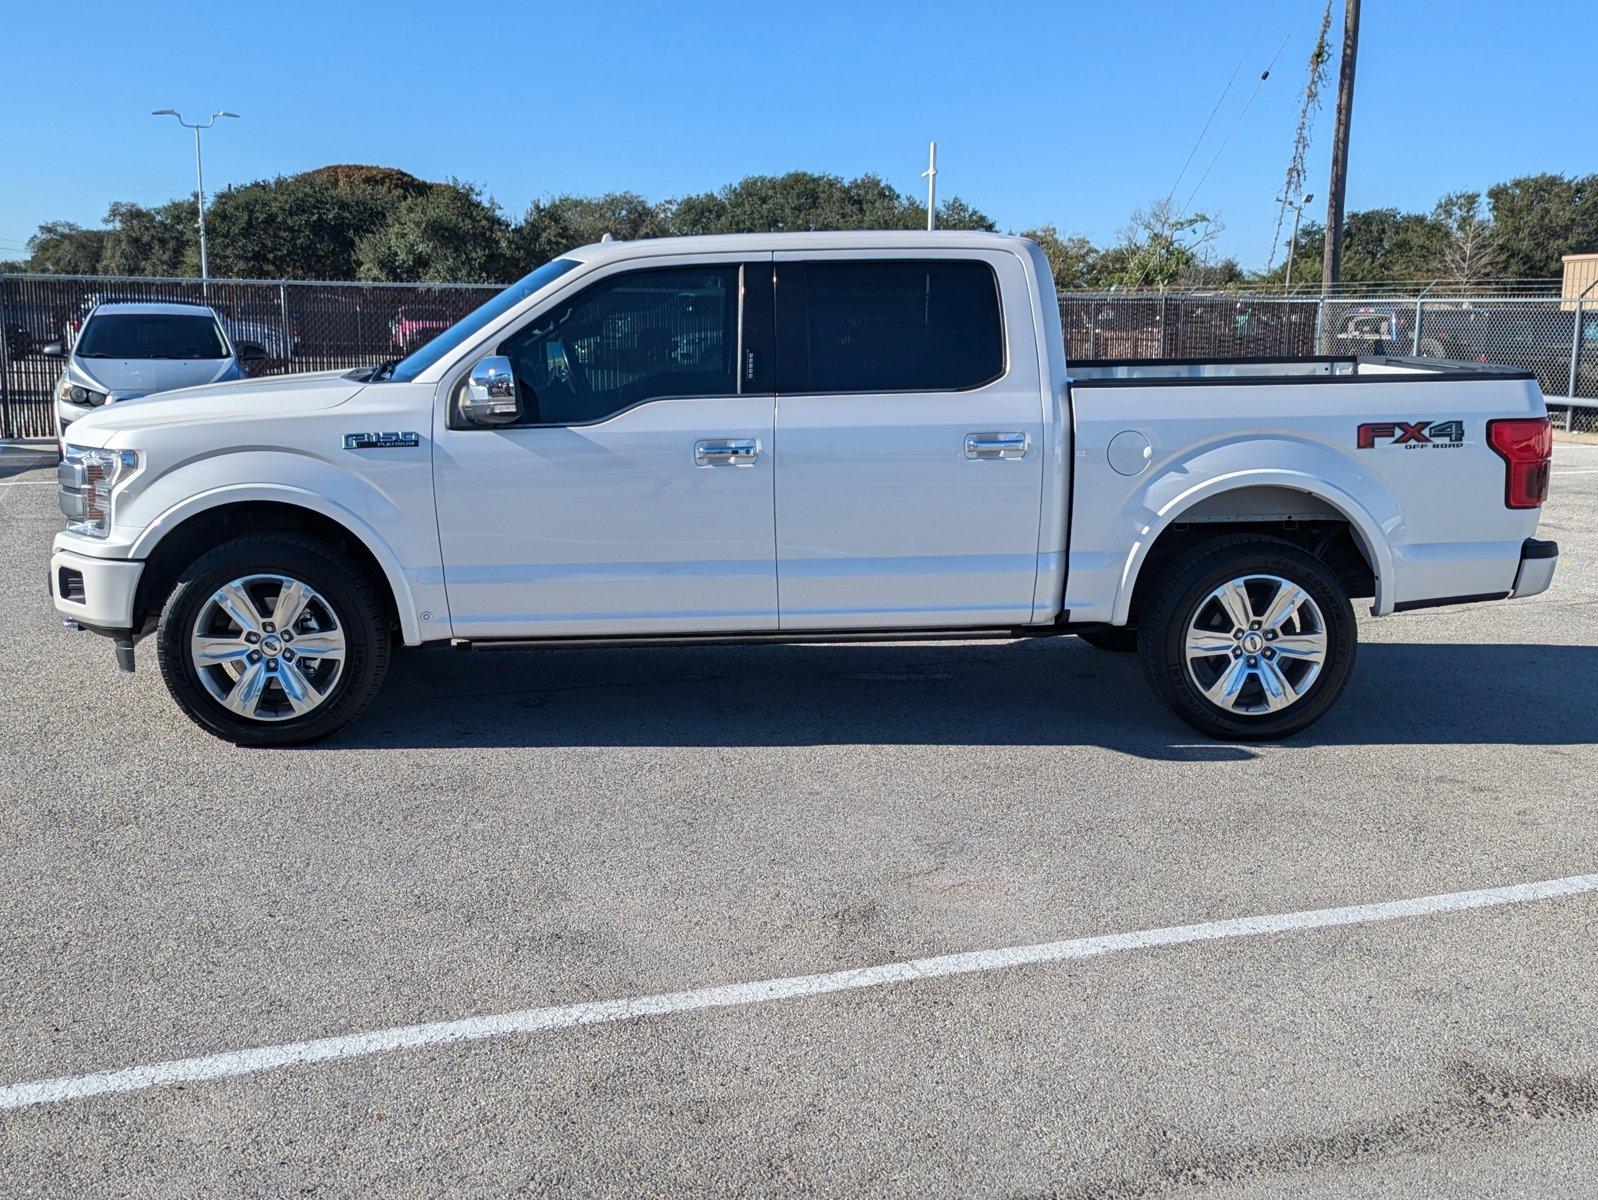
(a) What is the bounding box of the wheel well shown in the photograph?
[1125,511,1376,629]
[131,502,400,637]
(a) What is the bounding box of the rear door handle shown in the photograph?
[695,438,760,466]
[965,432,1029,460]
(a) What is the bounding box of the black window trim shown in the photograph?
[772,256,1010,398]
[447,259,762,431]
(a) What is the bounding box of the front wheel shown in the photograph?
[1138,537,1356,740]
[155,534,391,746]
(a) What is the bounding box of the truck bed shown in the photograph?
[1059,353,1548,625]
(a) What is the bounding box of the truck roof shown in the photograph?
[563,230,1037,264]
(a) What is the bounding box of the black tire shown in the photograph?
[1076,625,1139,653]
[155,534,391,746]
[1138,536,1356,741]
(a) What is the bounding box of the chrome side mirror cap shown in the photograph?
[462,355,520,426]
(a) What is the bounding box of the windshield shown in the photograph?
[387,258,583,382]
[77,312,229,359]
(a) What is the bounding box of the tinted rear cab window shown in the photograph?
[77,313,228,360]
[776,259,1004,393]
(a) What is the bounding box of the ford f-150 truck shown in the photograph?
[50,231,1559,745]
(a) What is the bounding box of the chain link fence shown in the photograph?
[1,274,498,438]
[1313,295,1598,432]
[5,273,1595,439]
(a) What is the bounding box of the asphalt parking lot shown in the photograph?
[1,440,1596,1198]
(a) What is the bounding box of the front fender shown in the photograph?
[1109,438,1402,624]
[118,449,445,645]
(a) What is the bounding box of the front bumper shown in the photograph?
[50,546,143,631]
[1512,537,1558,599]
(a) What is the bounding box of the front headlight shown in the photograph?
[56,378,107,407]
[58,445,139,538]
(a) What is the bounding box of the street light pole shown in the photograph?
[1284,192,1314,292]
[151,108,239,286]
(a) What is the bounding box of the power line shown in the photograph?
[1127,0,1311,293]
[1159,0,1280,209]
[1178,0,1315,218]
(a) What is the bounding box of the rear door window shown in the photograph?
[775,259,1004,393]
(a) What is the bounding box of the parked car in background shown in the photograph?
[4,301,56,360]
[60,292,144,349]
[5,317,34,362]
[389,305,455,355]
[214,302,294,362]
[44,301,265,442]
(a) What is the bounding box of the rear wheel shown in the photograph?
[1138,537,1355,740]
[155,535,390,746]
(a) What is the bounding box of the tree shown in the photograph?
[300,164,433,199]
[1487,173,1598,279]
[515,192,671,267]
[1018,225,1104,289]
[355,181,515,282]
[98,200,199,276]
[927,196,997,233]
[1252,218,1329,289]
[1434,191,1498,286]
[24,222,109,274]
[1113,199,1223,288]
[665,171,992,237]
[1338,208,1447,282]
[203,174,394,279]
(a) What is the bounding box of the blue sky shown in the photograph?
[3,0,1592,271]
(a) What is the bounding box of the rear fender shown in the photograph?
[1113,438,1401,623]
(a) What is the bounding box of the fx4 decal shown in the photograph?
[343,431,421,450]
[1356,420,1465,450]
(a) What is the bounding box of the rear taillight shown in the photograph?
[1487,417,1552,509]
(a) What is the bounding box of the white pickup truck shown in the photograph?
[51,231,1559,745]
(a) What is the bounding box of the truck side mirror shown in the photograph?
[462,355,521,426]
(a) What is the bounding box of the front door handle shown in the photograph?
[965,432,1029,460]
[695,438,760,467]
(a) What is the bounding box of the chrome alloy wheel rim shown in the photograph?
[1184,574,1328,716]
[190,574,347,722]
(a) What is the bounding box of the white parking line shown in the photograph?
[2,872,1594,1113]
[0,481,56,487]
[1554,469,1598,475]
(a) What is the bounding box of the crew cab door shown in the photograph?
[432,257,778,638]
[771,251,1045,629]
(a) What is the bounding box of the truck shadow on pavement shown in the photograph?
[326,637,1598,760]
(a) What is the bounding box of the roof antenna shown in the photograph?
[601,232,615,243]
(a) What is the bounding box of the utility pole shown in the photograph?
[923,141,938,231]
[1320,0,1359,293]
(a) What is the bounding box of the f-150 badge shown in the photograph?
[343,431,421,450]
[1356,420,1464,449]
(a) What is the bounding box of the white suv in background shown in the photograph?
[45,301,265,442]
